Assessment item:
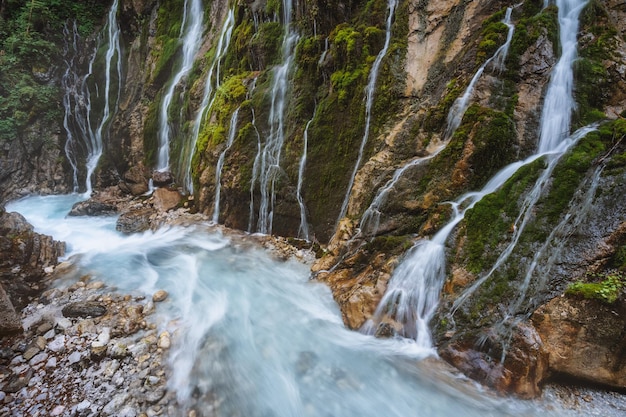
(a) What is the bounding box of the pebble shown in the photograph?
[152,290,168,302]
[50,405,65,416]
[2,283,175,417]
[47,335,65,353]
[68,351,82,365]
[157,332,171,349]
[22,346,40,361]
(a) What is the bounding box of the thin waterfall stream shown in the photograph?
[156,0,204,172]
[212,107,240,223]
[365,0,590,348]
[337,0,397,224]
[296,111,315,241]
[183,9,235,193]
[62,0,121,197]
[256,0,299,234]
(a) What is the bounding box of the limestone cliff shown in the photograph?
[2,0,626,398]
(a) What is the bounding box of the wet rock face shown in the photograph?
[440,322,548,399]
[0,208,64,311]
[532,296,626,390]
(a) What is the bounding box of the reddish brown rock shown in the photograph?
[153,188,181,212]
[440,322,548,399]
[532,296,626,390]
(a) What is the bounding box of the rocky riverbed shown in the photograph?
[0,270,179,417]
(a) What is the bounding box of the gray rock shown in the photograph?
[116,208,154,234]
[0,284,22,335]
[62,301,107,318]
[103,392,129,415]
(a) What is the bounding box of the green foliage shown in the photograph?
[566,273,625,304]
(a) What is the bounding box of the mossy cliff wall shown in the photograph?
[3,0,626,399]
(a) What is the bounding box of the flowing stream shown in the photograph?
[156,0,204,172]
[6,194,572,417]
[337,0,397,224]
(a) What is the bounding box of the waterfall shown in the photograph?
[538,0,588,153]
[61,21,96,193]
[445,7,515,138]
[183,9,235,193]
[337,0,397,224]
[61,1,120,197]
[296,113,315,240]
[362,153,549,345]
[450,125,596,314]
[367,0,590,346]
[212,107,240,223]
[451,0,591,313]
[248,110,262,233]
[156,0,204,172]
[256,0,299,234]
[358,6,513,238]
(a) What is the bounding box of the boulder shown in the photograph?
[116,207,154,233]
[152,171,173,187]
[62,301,107,318]
[153,188,181,212]
[440,322,548,399]
[68,200,117,216]
[0,209,64,310]
[532,296,626,389]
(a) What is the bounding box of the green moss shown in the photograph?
[251,21,283,67]
[364,235,413,254]
[540,131,606,222]
[566,273,625,304]
[477,21,508,64]
[463,159,544,272]
[506,5,559,79]
[572,0,619,127]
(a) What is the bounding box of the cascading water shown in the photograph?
[451,0,591,314]
[445,7,515,137]
[256,0,299,235]
[61,21,96,193]
[538,0,588,153]
[156,0,204,173]
[362,153,549,345]
[248,105,262,232]
[212,107,240,223]
[6,195,563,417]
[296,113,315,240]
[66,0,121,197]
[183,9,235,193]
[366,0,589,347]
[337,0,397,224]
[358,6,514,238]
